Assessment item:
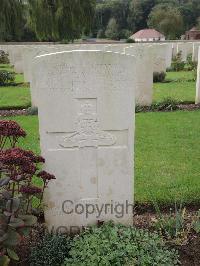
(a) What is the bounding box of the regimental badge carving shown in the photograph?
[60,101,116,148]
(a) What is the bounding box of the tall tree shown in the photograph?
[127,0,156,32]
[148,4,184,39]
[28,0,96,41]
[105,17,119,40]
[93,0,129,37]
[0,0,25,41]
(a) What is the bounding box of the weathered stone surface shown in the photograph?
[192,42,200,62]
[33,50,136,229]
[151,44,168,72]
[177,43,193,62]
[125,45,153,106]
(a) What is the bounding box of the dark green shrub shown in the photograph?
[186,54,197,80]
[97,29,105,39]
[151,98,180,111]
[153,71,166,83]
[63,222,179,266]
[186,54,197,71]
[0,50,9,64]
[27,107,38,115]
[30,234,71,266]
[126,38,135,43]
[171,52,185,71]
[0,70,15,86]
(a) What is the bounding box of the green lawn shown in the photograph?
[3,112,200,205]
[0,65,197,109]
[153,71,196,103]
[0,64,30,109]
[0,86,31,109]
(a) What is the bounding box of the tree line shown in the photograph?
[0,0,96,42]
[94,0,200,40]
[1,0,200,42]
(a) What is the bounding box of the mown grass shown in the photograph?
[0,64,30,109]
[0,65,197,109]
[0,86,31,109]
[3,112,200,205]
[153,71,196,103]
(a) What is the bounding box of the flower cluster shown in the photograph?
[0,120,56,262]
[0,120,26,138]
[20,185,42,195]
[0,148,40,176]
[37,170,56,181]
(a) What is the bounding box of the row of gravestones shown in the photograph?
[1,42,200,108]
[0,43,174,107]
[32,47,200,230]
[0,43,200,229]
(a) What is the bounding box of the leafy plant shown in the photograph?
[0,71,15,86]
[152,201,191,245]
[186,54,197,81]
[30,233,71,266]
[186,54,197,71]
[63,222,179,266]
[192,210,200,234]
[136,98,180,112]
[0,120,55,262]
[27,107,38,116]
[153,71,166,83]
[0,50,9,64]
[126,38,135,43]
[151,98,180,111]
[171,52,185,72]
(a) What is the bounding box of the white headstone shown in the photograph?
[33,50,136,229]
[165,43,173,68]
[192,42,200,62]
[151,44,168,73]
[27,45,83,106]
[177,42,193,62]
[196,47,200,104]
[12,46,24,73]
[172,43,178,58]
[125,45,153,106]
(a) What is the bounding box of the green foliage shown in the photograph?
[0,51,9,64]
[105,18,119,40]
[0,71,15,86]
[151,98,180,111]
[126,38,135,43]
[192,210,200,233]
[171,52,185,71]
[148,4,183,39]
[97,29,105,38]
[0,120,55,262]
[30,234,71,266]
[128,0,156,33]
[0,255,10,266]
[28,0,96,41]
[63,222,179,266]
[186,54,197,81]
[136,98,180,112]
[94,0,130,37]
[153,71,166,83]
[152,201,191,244]
[0,0,25,41]
[27,107,38,116]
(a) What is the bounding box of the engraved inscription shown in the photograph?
[60,100,116,148]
